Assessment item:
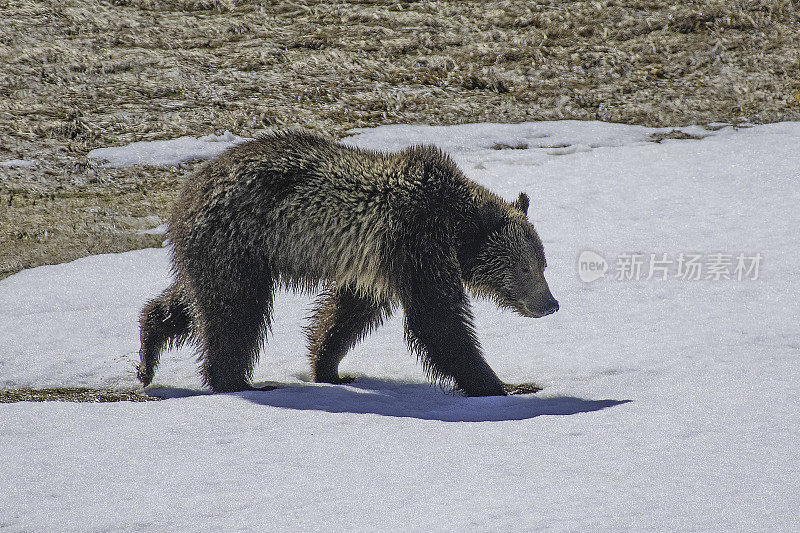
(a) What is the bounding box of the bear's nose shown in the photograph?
[544,297,559,315]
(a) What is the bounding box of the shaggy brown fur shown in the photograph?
[138,131,558,396]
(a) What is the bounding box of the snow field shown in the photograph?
[2,121,799,531]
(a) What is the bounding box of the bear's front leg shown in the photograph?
[400,267,507,397]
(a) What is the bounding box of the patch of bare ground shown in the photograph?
[1,0,799,279]
[0,387,159,402]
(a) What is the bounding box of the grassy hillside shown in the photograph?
[1,0,799,278]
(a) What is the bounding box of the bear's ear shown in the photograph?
[514,192,530,216]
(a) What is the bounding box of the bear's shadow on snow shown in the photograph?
[149,378,630,422]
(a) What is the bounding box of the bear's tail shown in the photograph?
[137,283,193,387]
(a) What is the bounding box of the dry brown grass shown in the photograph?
[0,387,158,402]
[1,0,799,279]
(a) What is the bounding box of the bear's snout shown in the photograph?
[521,294,559,318]
[541,297,559,316]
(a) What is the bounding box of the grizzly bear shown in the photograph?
[137,131,558,396]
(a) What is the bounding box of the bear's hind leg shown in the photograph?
[197,274,275,393]
[138,284,192,387]
[307,287,391,384]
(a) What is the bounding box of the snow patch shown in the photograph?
[87,131,250,168]
[2,121,800,531]
[0,159,35,167]
[138,223,169,236]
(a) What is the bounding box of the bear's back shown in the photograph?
[171,131,475,298]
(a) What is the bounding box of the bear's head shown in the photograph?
[464,192,559,318]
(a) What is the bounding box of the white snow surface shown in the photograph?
[2,121,799,531]
[0,159,35,168]
[87,131,250,167]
